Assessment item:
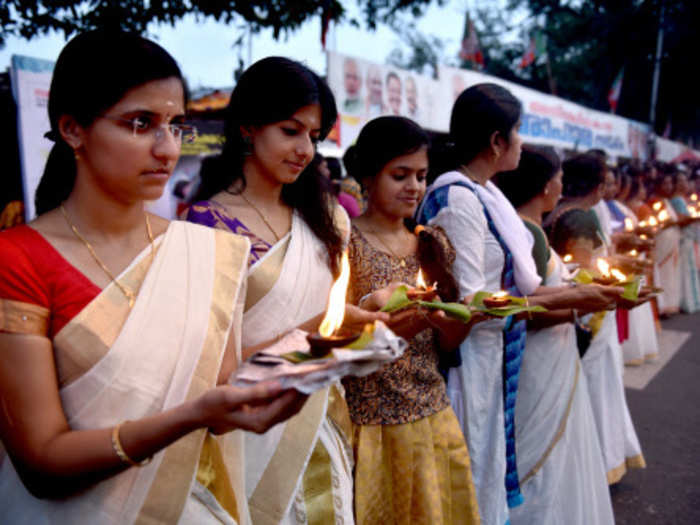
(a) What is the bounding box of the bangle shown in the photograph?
[112,421,152,467]
[524,295,533,320]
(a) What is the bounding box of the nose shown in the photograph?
[152,125,181,163]
[295,134,315,161]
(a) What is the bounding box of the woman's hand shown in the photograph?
[196,381,308,435]
[570,284,624,313]
[357,282,407,311]
[341,303,390,332]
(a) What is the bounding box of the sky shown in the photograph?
[0,1,480,90]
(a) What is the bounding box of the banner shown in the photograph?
[11,55,55,221]
[326,51,654,161]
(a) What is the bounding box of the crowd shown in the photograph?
[0,30,698,525]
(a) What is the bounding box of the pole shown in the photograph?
[649,2,665,129]
[247,25,253,67]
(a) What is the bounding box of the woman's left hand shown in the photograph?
[341,303,390,333]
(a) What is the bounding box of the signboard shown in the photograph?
[327,50,655,160]
[11,55,55,221]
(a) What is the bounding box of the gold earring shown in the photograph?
[74,150,81,161]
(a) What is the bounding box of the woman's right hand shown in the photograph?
[569,283,624,313]
[195,381,308,435]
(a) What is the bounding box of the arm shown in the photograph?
[0,332,306,499]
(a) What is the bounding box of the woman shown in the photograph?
[0,32,307,524]
[649,171,682,315]
[185,57,385,524]
[417,84,622,524]
[497,146,615,524]
[343,116,480,524]
[549,155,646,485]
[669,171,700,313]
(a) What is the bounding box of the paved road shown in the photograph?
[611,312,700,524]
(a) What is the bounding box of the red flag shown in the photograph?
[520,38,536,68]
[459,13,484,67]
[607,68,624,113]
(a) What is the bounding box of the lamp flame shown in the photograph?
[319,251,351,337]
[596,258,611,277]
[658,210,669,222]
[492,290,508,298]
[652,201,663,211]
[563,254,573,263]
[629,249,639,257]
[691,193,698,202]
[611,268,626,282]
[416,269,427,289]
[639,220,648,227]
[648,216,658,227]
[624,218,634,232]
[640,234,648,240]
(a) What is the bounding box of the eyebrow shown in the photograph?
[288,117,321,133]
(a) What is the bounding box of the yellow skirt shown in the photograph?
[352,406,480,525]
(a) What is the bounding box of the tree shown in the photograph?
[0,0,444,48]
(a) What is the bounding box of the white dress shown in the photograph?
[428,182,510,525]
[509,251,614,525]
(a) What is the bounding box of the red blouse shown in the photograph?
[0,225,100,338]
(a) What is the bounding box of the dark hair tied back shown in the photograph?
[496,145,561,208]
[35,30,186,216]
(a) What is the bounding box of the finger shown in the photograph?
[223,380,283,408]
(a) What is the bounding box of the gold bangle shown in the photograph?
[112,421,151,467]
[524,296,533,320]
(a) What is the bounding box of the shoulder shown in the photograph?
[332,202,351,242]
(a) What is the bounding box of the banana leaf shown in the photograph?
[416,300,472,322]
[344,323,376,349]
[380,285,414,313]
[621,276,643,301]
[572,269,594,284]
[469,291,545,317]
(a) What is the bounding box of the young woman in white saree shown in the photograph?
[497,146,615,525]
[185,57,386,524]
[0,32,308,524]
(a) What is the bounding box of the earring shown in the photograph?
[74,150,81,161]
[544,187,550,195]
[242,135,253,156]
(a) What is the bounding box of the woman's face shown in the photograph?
[660,175,674,197]
[74,77,185,204]
[543,169,563,212]
[244,103,321,186]
[497,125,523,172]
[368,146,428,219]
[676,174,690,195]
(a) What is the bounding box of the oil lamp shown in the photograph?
[595,258,617,285]
[652,201,663,212]
[624,218,634,232]
[483,290,510,308]
[408,269,436,299]
[307,251,360,356]
[648,216,658,227]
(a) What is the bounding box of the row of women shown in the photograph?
[0,31,653,524]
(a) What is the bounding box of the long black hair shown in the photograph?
[35,31,186,215]
[429,83,522,179]
[194,57,343,275]
[561,152,607,199]
[496,145,561,208]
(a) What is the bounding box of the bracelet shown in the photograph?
[524,296,533,320]
[112,421,152,467]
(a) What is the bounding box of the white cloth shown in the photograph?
[426,178,509,525]
[581,311,644,479]
[510,251,614,525]
[655,200,681,313]
[0,222,249,524]
[419,171,541,295]
[241,211,355,525]
[591,201,612,246]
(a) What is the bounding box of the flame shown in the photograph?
[319,251,351,337]
[624,218,634,232]
[639,220,647,227]
[691,206,699,218]
[596,258,611,277]
[658,210,669,222]
[563,254,573,263]
[648,216,658,227]
[629,249,639,257]
[652,201,663,211]
[492,290,508,298]
[416,269,427,289]
[691,193,698,202]
[611,268,626,282]
[640,234,648,240]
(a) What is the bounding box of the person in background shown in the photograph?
[365,65,385,118]
[669,170,700,313]
[344,116,480,524]
[342,57,363,114]
[386,72,403,115]
[0,31,306,524]
[497,145,615,525]
[185,56,387,524]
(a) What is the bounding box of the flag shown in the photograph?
[321,0,332,49]
[519,31,547,68]
[662,120,671,138]
[459,12,484,68]
[608,68,624,114]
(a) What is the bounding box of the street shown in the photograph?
[612,312,700,524]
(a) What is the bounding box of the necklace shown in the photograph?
[366,229,411,267]
[239,192,283,242]
[60,204,154,309]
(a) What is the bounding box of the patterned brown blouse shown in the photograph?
[343,225,454,426]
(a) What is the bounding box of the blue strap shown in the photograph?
[418,181,526,508]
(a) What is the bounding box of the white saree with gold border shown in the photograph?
[0,221,251,524]
[510,251,614,525]
[241,209,355,525]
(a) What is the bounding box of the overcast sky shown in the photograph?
[0,1,482,89]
